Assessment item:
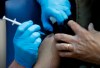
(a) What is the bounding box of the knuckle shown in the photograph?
[35,25,41,31]
[81,31,90,39]
[60,34,65,39]
[34,24,41,29]
[28,25,41,32]
[85,33,94,42]
[69,21,75,27]
[75,36,81,43]
[81,30,86,34]
[61,44,66,50]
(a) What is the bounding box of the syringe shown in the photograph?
[2,16,45,35]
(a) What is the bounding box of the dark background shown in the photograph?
[0,0,5,18]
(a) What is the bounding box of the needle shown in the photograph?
[3,16,45,35]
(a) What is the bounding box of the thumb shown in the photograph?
[88,23,97,33]
[42,14,53,32]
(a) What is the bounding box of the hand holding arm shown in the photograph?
[55,20,100,64]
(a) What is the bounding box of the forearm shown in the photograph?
[9,60,24,68]
[34,56,59,68]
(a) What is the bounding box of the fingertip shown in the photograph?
[32,32,41,38]
[89,23,94,26]
[43,22,53,32]
[59,52,65,57]
[28,20,34,24]
[44,25,53,32]
[36,38,42,44]
[34,24,41,30]
[88,23,94,31]
[50,17,57,24]
[60,11,68,21]
[55,33,62,36]
[33,37,42,48]
[42,16,53,32]
[54,34,60,39]
[18,20,33,31]
[88,23,97,33]
[67,20,76,27]
[65,8,71,16]
[22,20,33,26]
[54,34,63,41]
[68,20,74,24]
[67,10,71,16]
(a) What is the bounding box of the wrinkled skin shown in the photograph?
[55,20,100,65]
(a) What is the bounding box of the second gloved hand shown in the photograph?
[13,20,42,68]
[37,0,71,32]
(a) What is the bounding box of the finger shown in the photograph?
[42,13,53,32]
[56,43,74,52]
[49,17,57,24]
[26,32,41,43]
[60,10,68,20]
[48,9,64,25]
[21,24,41,37]
[33,38,42,48]
[55,33,76,43]
[63,7,71,16]
[65,8,71,16]
[24,38,42,52]
[68,20,87,35]
[65,0,71,8]
[15,20,33,37]
[59,52,74,58]
[88,23,97,33]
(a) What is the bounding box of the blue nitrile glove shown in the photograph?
[37,0,71,32]
[13,20,42,68]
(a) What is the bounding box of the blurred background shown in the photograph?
[0,20,6,68]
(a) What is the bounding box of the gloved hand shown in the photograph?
[37,0,71,32]
[13,20,42,68]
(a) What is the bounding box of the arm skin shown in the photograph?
[9,60,24,68]
[34,34,60,68]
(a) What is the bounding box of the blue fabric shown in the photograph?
[5,0,41,67]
